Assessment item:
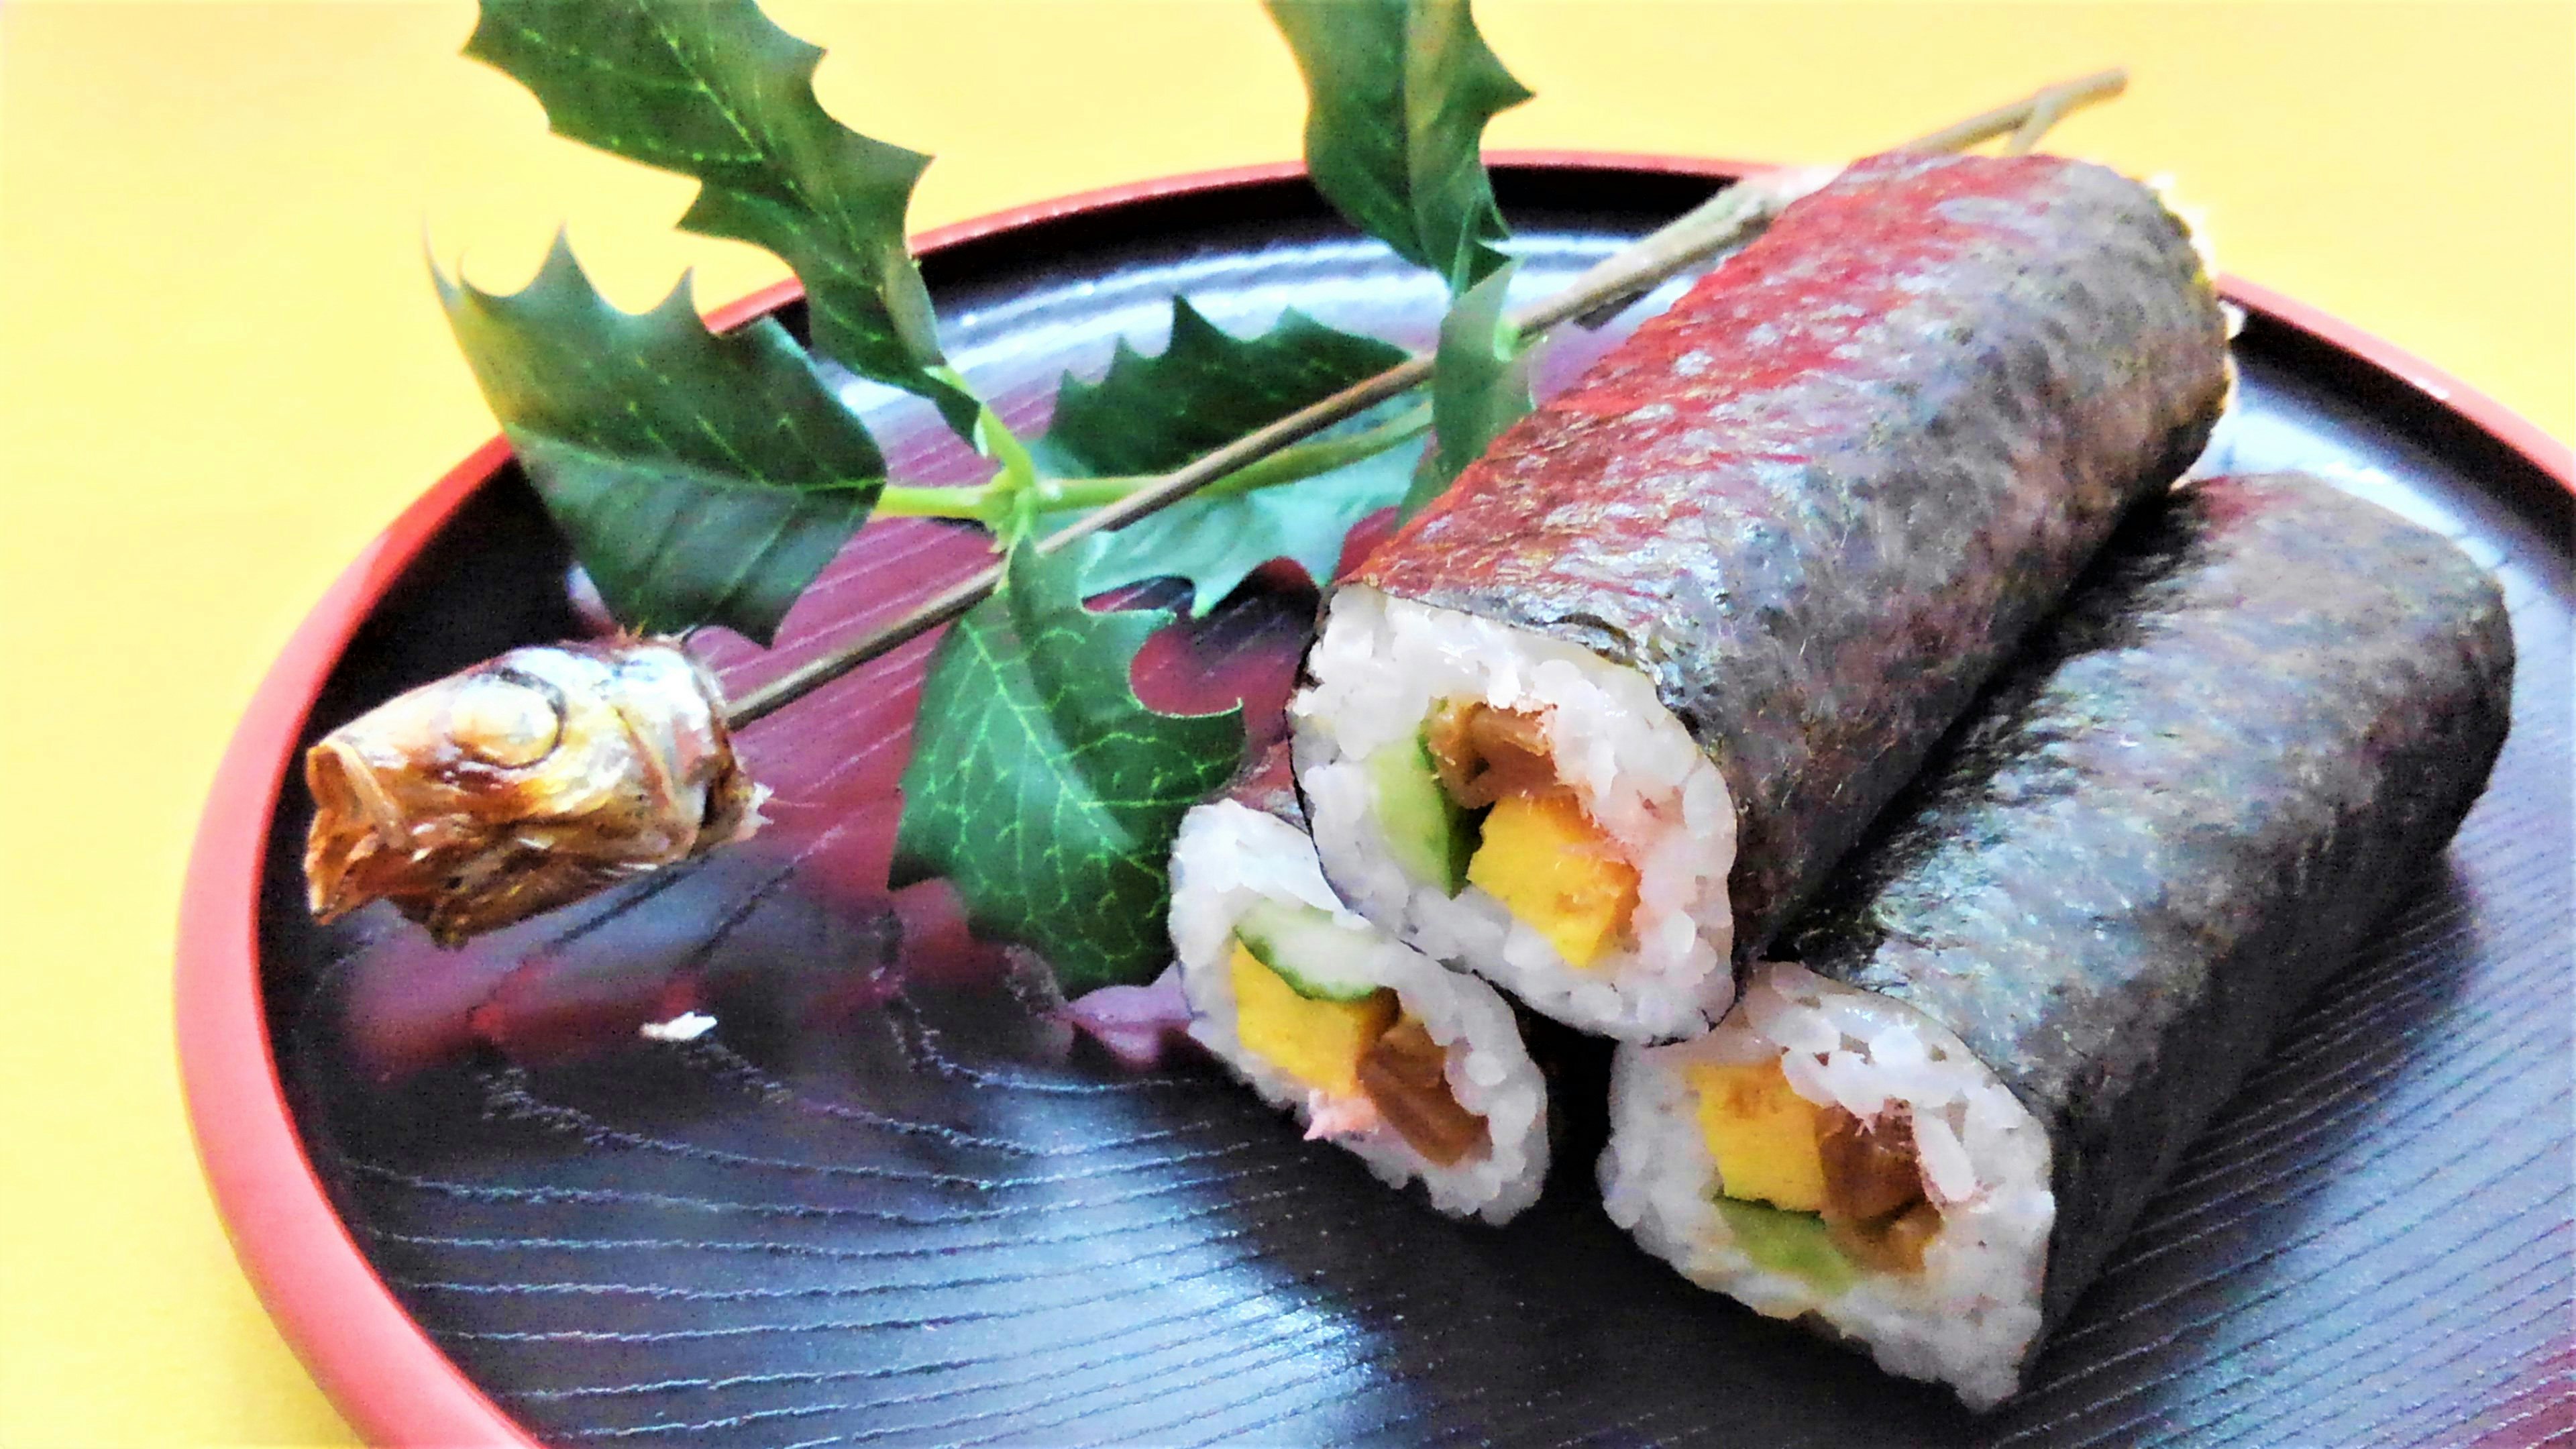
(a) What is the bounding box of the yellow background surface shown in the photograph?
[1,2,2567,1444]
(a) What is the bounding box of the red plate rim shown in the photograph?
[172,152,2576,1449]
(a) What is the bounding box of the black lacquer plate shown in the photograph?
[231,164,2573,1447]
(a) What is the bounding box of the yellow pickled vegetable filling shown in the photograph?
[1228,942,1397,1095]
[1688,1060,1831,1212]
[1464,792,1640,968]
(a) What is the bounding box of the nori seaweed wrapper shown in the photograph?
[1342,150,2230,963]
[1779,472,2514,1328]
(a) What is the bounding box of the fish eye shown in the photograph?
[447,671,564,768]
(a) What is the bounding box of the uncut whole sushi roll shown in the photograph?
[1599,474,2514,1407]
[1171,745,1550,1224]
[1292,149,2229,1042]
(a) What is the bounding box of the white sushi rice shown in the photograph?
[1171,799,1550,1224]
[1599,961,2055,1409]
[2143,171,2242,433]
[1291,587,1739,1042]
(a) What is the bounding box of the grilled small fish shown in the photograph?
[303,638,763,945]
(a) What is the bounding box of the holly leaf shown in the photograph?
[890,540,1246,992]
[1405,258,1534,511]
[438,233,885,643]
[1080,435,1420,614]
[1040,299,1417,614]
[464,0,977,433]
[1040,299,1407,475]
[1265,0,1533,291]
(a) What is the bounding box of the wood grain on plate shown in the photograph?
[182,162,2574,1448]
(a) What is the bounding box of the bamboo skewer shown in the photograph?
[723,68,2128,728]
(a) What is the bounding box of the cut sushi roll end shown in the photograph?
[1293,588,1739,1042]
[1601,962,2054,1409]
[1172,800,1552,1223]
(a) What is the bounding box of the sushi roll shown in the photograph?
[1292,150,2230,1042]
[1171,745,1550,1224]
[1599,474,2514,1407]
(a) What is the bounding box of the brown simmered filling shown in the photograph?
[1698,1057,1945,1277]
[1359,1016,1491,1167]
[1818,1105,1938,1273]
[1425,701,1562,808]
[1421,702,1642,969]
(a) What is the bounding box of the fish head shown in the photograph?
[303,638,761,944]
